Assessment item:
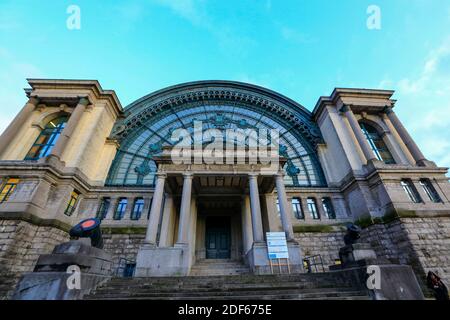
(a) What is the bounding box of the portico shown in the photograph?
[135,148,304,277]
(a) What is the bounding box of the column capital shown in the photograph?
[28,97,40,106]
[339,105,351,113]
[78,97,91,106]
[248,172,259,178]
[182,172,194,179]
[155,172,167,179]
[383,106,394,114]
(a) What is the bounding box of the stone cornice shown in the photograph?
[25,79,123,118]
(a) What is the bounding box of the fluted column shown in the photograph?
[275,173,294,240]
[384,107,427,165]
[144,173,166,244]
[177,173,193,245]
[341,105,377,162]
[0,97,39,157]
[49,97,90,159]
[248,173,264,242]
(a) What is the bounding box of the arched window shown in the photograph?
[360,122,395,164]
[25,117,68,160]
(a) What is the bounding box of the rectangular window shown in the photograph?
[419,179,442,203]
[401,179,422,203]
[131,198,145,220]
[96,197,111,220]
[322,197,336,219]
[64,191,80,216]
[292,197,304,220]
[0,178,20,203]
[307,198,320,220]
[114,198,128,220]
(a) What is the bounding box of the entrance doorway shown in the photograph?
[205,217,231,259]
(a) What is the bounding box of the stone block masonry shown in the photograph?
[0,219,69,299]
[102,233,146,273]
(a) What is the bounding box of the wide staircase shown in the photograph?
[190,259,250,276]
[84,269,371,300]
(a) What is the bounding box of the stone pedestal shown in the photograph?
[12,240,113,300]
[135,244,191,277]
[339,243,379,267]
[246,241,303,274]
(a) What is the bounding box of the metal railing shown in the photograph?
[303,255,325,273]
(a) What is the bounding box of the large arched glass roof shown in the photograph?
[106,81,327,187]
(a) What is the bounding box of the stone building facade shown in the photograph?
[0,80,449,298]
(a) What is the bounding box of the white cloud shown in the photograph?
[386,37,450,170]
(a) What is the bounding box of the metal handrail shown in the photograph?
[303,254,325,273]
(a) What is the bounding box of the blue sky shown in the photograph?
[1,0,450,169]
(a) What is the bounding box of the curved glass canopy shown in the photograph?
[106,102,326,188]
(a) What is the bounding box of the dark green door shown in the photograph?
[205,217,231,259]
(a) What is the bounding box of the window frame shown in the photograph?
[96,197,111,220]
[360,122,395,164]
[114,198,128,220]
[64,191,80,216]
[0,178,20,203]
[401,179,422,203]
[25,117,68,161]
[307,197,320,220]
[291,197,304,220]
[131,198,145,220]
[322,197,336,219]
[419,179,442,203]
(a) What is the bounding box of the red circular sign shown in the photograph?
[81,220,96,229]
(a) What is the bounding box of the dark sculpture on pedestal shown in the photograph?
[13,217,112,300]
[69,218,104,249]
[343,223,361,245]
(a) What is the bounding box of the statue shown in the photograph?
[69,218,104,249]
[343,223,362,245]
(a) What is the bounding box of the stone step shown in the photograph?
[86,290,370,300]
[94,281,351,292]
[89,287,362,298]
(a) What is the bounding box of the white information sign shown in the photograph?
[266,232,289,259]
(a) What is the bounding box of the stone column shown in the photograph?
[275,173,294,240]
[381,113,416,164]
[144,173,166,245]
[49,97,90,159]
[176,173,193,245]
[248,173,264,242]
[341,105,377,162]
[0,97,39,157]
[384,107,428,165]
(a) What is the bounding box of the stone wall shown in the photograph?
[102,233,145,274]
[295,229,346,270]
[362,217,450,288]
[0,219,69,300]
